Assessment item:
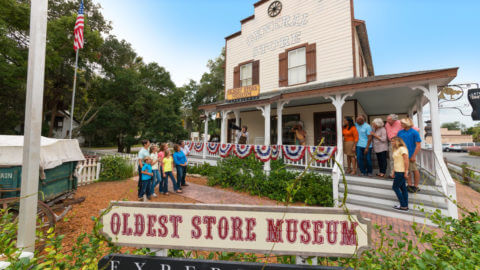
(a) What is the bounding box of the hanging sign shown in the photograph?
[468,88,480,120]
[101,202,371,257]
[99,254,349,270]
[226,85,260,101]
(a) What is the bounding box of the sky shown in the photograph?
[93,0,480,126]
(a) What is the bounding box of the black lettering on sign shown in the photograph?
[99,254,350,270]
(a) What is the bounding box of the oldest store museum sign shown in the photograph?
[101,202,371,257]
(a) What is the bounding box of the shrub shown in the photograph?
[190,156,333,207]
[99,156,134,181]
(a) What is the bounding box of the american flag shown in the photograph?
[73,0,84,51]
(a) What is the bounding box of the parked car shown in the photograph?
[442,144,449,151]
[444,144,463,152]
[460,142,475,152]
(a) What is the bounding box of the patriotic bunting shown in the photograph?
[193,142,204,152]
[308,146,337,163]
[185,141,193,150]
[219,144,233,158]
[207,142,220,154]
[282,145,306,162]
[234,144,253,159]
[271,145,280,160]
[254,145,271,162]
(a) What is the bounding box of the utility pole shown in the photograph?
[17,0,49,253]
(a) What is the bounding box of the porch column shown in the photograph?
[328,92,353,207]
[233,110,240,127]
[257,104,271,172]
[202,112,209,159]
[416,96,425,147]
[408,107,414,120]
[277,101,289,145]
[220,110,231,144]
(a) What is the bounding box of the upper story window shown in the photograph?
[240,63,253,86]
[287,47,306,85]
[279,43,316,87]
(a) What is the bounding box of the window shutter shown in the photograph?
[279,52,288,87]
[234,65,240,88]
[252,60,260,85]
[306,43,317,82]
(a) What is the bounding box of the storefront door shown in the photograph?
[314,112,337,146]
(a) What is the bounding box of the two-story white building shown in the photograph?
[197,0,458,223]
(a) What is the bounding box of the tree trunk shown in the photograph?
[48,102,58,138]
[126,144,131,153]
[117,136,124,153]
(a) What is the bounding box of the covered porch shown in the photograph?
[195,68,459,220]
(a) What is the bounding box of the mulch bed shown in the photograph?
[55,177,198,251]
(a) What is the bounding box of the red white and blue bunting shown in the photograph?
[185,141,193,151]
[282,145,306,162]
[219,144,233,158]
[234,144,253,159]
[271,145,280,161]
[308,146,337,163]
[254,145,272,162]
[207,142,220,154]
[193,142,204,152]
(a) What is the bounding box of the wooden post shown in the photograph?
[462,162,469,185]
[17,0,49,253]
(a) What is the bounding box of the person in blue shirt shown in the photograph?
[355,115,373,176]
[139,156,153,201]
[397,118,422,193]
[137,139,150,198]
[172,145,187,191]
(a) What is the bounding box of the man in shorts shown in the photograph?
[397,118,422,193]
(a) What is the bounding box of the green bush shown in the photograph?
[99,156,134,181]
[189,156,333,207]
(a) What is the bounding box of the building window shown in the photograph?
[270,114,301,145]
[54,116,63,129]
[288,47,306,85]
[240,63,253,86]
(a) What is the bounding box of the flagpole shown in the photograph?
[69,49,79,139]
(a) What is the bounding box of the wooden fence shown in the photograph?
[76,154,139,186]
[445,158,480,191]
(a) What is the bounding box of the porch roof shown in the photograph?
[199,67,458,114]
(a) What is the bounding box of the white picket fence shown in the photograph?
[76,153,139,186]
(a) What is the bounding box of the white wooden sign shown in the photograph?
[101,202,371,257]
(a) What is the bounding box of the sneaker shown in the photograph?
[176,190,183,193]
[407,186,415,193]
[142,196,147,202]
[152,193,158,198]
[182,183,189,186]
[398,207,409,212]
[138,197,143,201]
[414,186,421,193]
[393,205,401,210]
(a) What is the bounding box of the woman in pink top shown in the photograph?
[157,143,167,191]
[385,114,402,178]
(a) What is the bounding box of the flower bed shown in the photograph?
[189,156,333,207]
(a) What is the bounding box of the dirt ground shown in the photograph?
[55,177,198,251]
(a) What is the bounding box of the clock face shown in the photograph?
[268,1,282,18]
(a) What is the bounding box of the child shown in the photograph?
[162,149,182,194]
[391,136,410,211]
[140,156,154,201]
[149,145,160,197]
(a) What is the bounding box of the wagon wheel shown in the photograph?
[4,200,55,252]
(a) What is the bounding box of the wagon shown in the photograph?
[0,135,86,232]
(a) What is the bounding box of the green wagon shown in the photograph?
[0,135,86,231]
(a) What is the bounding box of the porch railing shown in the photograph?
[186,141,335,170]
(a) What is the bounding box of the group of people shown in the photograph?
[343,114,422,212]
[137,140,190,201]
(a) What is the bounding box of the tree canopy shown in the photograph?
[0,0,187,152]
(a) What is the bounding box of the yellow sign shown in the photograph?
[227,84,260,101]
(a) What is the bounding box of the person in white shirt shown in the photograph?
[236,126,249,144]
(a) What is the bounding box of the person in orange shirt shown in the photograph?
[343,116,359,174]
